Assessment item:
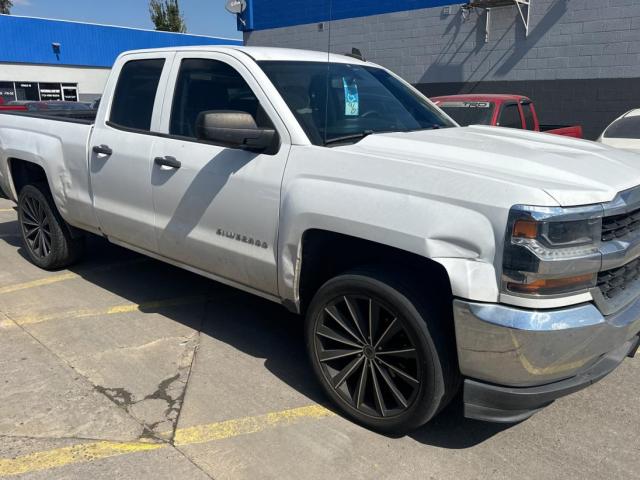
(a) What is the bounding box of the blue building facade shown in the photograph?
[0,15,241,68]
[241,0,640,140]
[239,0,454,32]
[0,15,241,103]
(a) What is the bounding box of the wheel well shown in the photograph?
[298,229,452,314]
[9,159,47,195]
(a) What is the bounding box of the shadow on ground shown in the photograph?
[1,224,511,448]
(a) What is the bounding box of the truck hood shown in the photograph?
[346,125,640,206]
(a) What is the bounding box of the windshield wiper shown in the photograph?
[323,130,375,146]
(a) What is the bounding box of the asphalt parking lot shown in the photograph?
[0,197,638,479]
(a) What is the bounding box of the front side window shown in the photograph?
[259,61,454,146]
[438,101,495,126]
[110,58,165,131]
[604,115,640,139]
[498,103,523,129]
[170,58,272,139]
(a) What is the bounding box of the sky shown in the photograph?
[9,0,242,39]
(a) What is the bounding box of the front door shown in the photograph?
[90,53,173,252]
[150,53,290,295]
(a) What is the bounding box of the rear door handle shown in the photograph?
[154,156,181,169]
[92,144,113,156]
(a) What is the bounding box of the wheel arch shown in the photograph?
[289,229,453,314]
[280,227,499,314]
[8,157,49,199]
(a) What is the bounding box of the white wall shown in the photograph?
[0,63,111,100]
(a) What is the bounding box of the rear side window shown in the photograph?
[522,103,535,130]
[498,104,523,129]
[110,59,165,131]
[604,115,640,139]
[170,58,272,139]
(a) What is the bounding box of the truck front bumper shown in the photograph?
[453,297,640,423]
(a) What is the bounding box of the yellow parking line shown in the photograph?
[14,296,208,326]
[174,404,334,446]
[0,441,163,477]
[0,405,335,477]
[0,208,14,212]
[0,272,79,295]
[0,258,148,295]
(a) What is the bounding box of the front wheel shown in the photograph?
[305,269,458,434]
[18,184,84,270]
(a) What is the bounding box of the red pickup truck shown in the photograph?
[431,94,583,139]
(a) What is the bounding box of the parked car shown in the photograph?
[432,94,583,138]
[7,100,92,111]
[0,47,638,433]
[598,109,640,153]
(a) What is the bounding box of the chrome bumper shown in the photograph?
[453,295,640,387]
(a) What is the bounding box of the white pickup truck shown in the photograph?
[1,46,639,433]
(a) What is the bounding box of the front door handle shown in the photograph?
[154,156,181,169]
[92,144,113,156]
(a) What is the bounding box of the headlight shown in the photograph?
[503,205,603,296]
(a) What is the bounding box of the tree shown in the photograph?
[149,0,187,33]
[0,0,13,15]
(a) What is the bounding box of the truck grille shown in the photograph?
[597,258,640,300]
[601,208,640,241]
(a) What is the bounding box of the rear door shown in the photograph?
[150,52,291,295]
[89,52,173,251]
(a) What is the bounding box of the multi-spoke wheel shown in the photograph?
[20,192,52,259]
[306,269,458,433]
[18,183,84,270]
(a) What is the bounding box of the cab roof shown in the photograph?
[120,45,370,66]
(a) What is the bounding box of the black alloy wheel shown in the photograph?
[313,294,421,419]
[18,183,84,270]
[306,269,458,433]
[20,191,53,260]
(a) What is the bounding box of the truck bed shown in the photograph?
[0,109,97,124]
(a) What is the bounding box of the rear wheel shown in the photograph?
[305,268,458,434]
[18,184,84,270]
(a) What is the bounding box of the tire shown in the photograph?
[17,183,85,270]
[305,268,459,434]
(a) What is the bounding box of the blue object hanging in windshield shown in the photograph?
[343,77,359,116]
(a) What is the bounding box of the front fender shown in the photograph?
[278,177,499,307]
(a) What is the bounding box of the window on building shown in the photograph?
[110,59,165,131]
[170,58,272,139]
[0,82,15,103]
[522,102,535,130]
[39,83,63,101]
[498,103,523,129]
[15,82,39,101]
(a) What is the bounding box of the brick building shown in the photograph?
[240,0,640,139]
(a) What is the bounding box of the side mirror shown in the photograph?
[195,110,277,153]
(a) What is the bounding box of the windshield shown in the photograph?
[259,61,455,146]
[437,101,495,126]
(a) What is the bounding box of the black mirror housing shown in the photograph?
[195,110,277,153]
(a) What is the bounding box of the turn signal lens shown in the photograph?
[512,220,539,239]
[507,274,596,295]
